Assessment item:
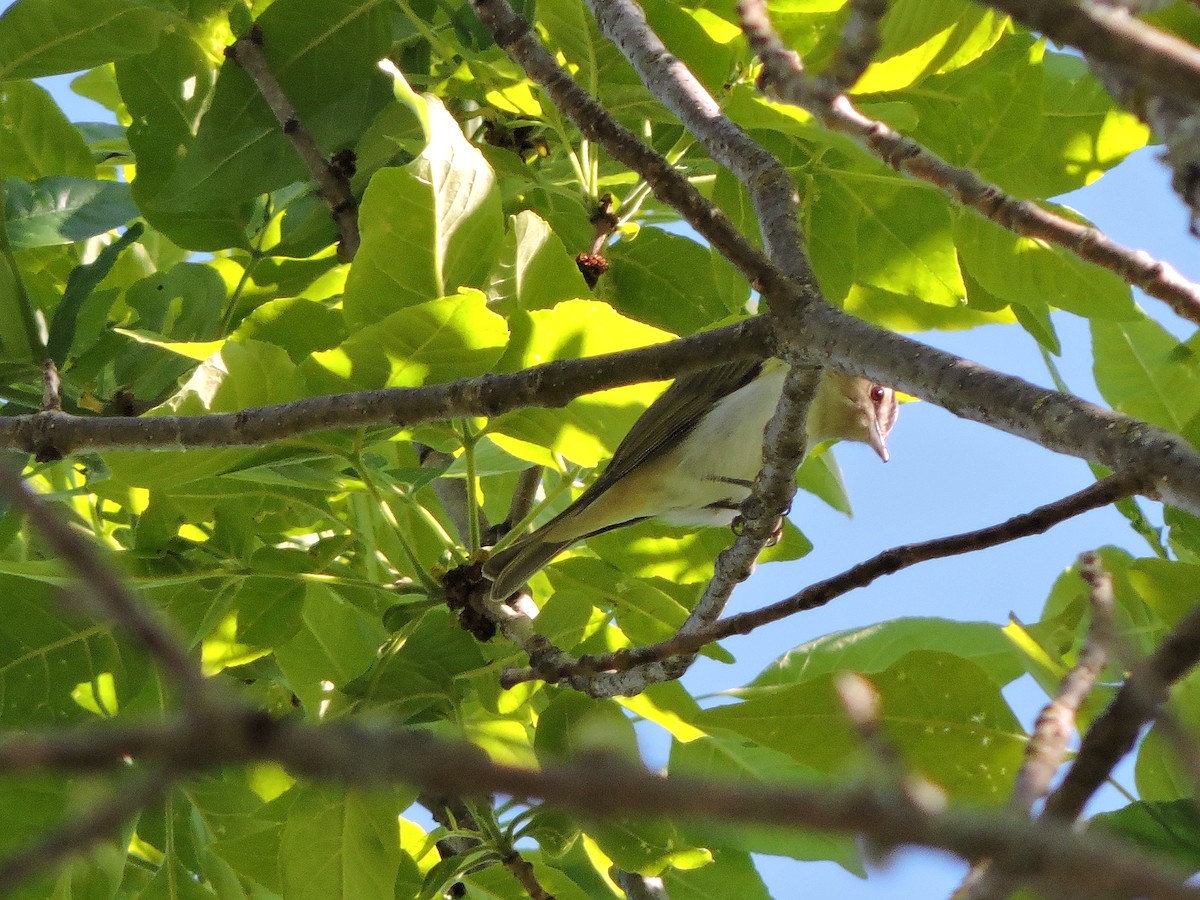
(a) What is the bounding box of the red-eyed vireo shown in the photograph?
[484,359,898,600]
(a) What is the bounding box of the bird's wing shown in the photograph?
[574,359,766,503]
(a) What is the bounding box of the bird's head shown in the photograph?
[807,370,899,462]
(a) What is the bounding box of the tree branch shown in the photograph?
[0,710,1195,900]
[954,551,1115,900]
[0,465,210,704]
[470,0,1200,519]
[737,0,1200,327]
[226,27,360,260]
[502,472,1146,686]
[2,318,770,457]
[824,0,888,92]
[981,0,1200,106]
[1042,596,1200,823]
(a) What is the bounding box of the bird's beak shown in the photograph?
[868,419,890,462]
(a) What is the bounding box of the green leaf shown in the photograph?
[603,229,741,334]
[663,848,770,900]
[1092,316,1200,433]
[542,557,700,647]
[1038,547,1165,661]
[795,445,851,514]
[854,0,1007,92]
[844,282,1014,333]
[590,819,712,877]
[488,299,673,468]
[537,0,661,124]
[536,691,641,762]
[668,735,864,872]
[701,650,1026,802]
[342,607,485,720]
[279,785,406,900]
[3,177,137,248]
[1127,559,1200,630]
[114,30,248,250]
[0,0,175,81]
[0,80,94,180]
[460,860,595,900]
[906,36,1148,197]
[105,340,305,488]
[1091,800,1200,870]
[987,51,1150,197]
[734,617,1026,696]
[486,210,590,312]
[231,296,347,362]
[304,289,508,392]
[0,574,149,724]
[156,0,391,215]
[230,571,306,649]
[344,97,503,326]
[274,583,389,712]
[47,221,143,364]
[642,0,738,95]
[805,150,966,309]
[587,517,811,585]
[956,209,1135,321]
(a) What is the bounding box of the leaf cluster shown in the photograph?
[0,0,1197,895]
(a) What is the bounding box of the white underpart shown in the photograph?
[658,364,789,527]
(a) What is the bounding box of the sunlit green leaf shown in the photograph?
[702,650,1026,801]
[0,80,93,180]
[304,289,507,392]
[280,785,408,900]
[1093,316,1200,434]
[344,97,503,326]
[488,300,673,467]
[3,176,136,248]
[0,0,174,80]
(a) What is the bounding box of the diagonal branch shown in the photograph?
[954,551,1116,900]
[226,26,360,260]
[1043,594,1200,822]
[471,0,1200,519]
[737,0,1200,327]
[981,0,1200,106]
[502,471,1146,686]
[0,465,210,703]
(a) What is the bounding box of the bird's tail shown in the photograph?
[483,531,574,601]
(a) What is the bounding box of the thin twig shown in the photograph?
[502,472,1146,686]
[1044,596,1200,822]
[737,0,1200,327]
[1018,553,1116,812]
[824,0,889,91]
[226,27,360,260]
[471,0,1200,518]
[501,467,544,542]
[954,552,1115,900]
[0,465,209,702]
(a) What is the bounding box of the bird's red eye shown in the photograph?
[870,385,886,403]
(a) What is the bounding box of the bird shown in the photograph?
[484,359,898,600]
